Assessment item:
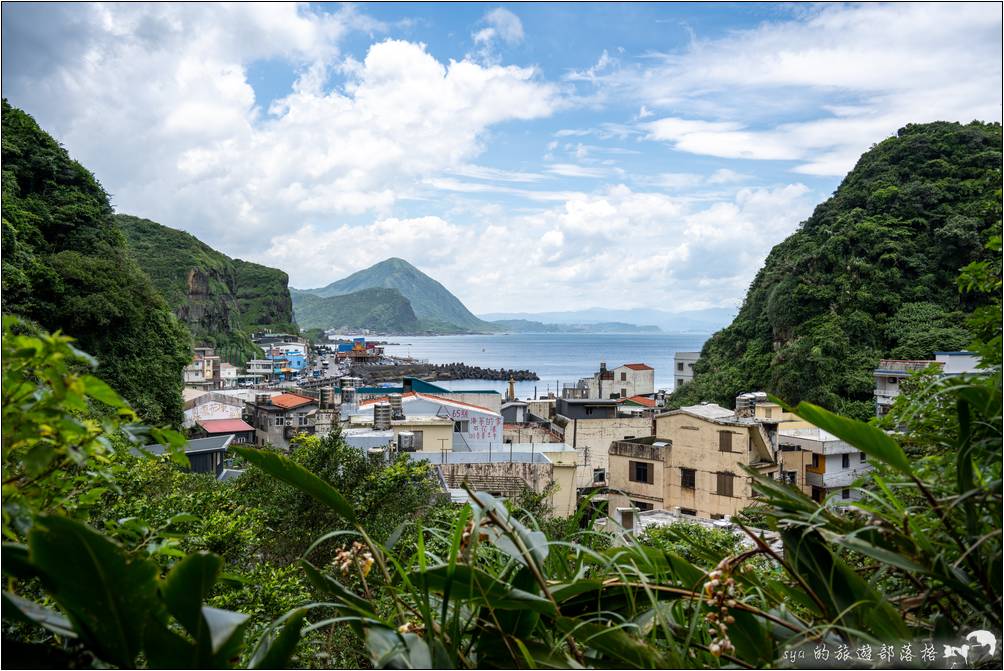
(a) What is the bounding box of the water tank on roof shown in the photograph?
[374,402,392,430]
[255,393,270,406]
[389,393,404,420]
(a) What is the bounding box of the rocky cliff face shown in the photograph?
[115,215,294,359]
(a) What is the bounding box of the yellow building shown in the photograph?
[607,403,781,522]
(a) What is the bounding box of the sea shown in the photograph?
[381,333,710,398]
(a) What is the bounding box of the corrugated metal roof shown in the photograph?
[623,363,653,370]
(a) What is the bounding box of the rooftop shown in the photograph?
[622,363,653,371]
[136,434,233,457]
[197,418,255,434]
[407,452,552,465]
[268,392,317,410]
[622,395,656,408]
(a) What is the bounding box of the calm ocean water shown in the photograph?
[381,333,710,398]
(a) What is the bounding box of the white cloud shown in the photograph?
[2,5,559,255]
[594,3,1002,174]
[477,8,524,45]
[545,163,607,178]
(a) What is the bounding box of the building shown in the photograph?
[606,403,781,521]
[555,405,654,489]
[219,363,239,388]
[342,415,455,454]
[353,378,502,413]
[777,428,872,503]
[562,362,655,400]
[246,392,319,450]
[354,392,503,451]
[408,450,578,517]
[674,351,700,389]
[500,401,529,424]
[873,351,984,416]
[183,347,222,389]
[246,359,276,381]
[194,418,256,445]
[137,435,233,476]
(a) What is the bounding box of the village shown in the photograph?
[173,330,986,536]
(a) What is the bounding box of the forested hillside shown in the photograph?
[116,215,295,363]
[291,287,420,333]
[1,101,190,424]
[299,257,490,332]
[671,121,1002,418]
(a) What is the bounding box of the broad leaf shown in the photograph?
[233,447,356,523]
[789,400,912,475]
[28,515,160,667]
[249,608,308,669]
[2,591,77,638]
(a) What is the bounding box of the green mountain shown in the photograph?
[671,121,1002,419]
[291,287,420,333]
[115,215,295,363]
[1,100,190,425]
[299,258,489,331]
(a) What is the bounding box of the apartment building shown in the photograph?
[673,351,700,389]
[873,351,983,416]
[778,428,872,503]
[562,362,655,400]
[607,403,780,521]
[246,392,319,450]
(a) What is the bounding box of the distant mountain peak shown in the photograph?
[299,258,488,331]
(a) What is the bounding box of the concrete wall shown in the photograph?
[607,442,667,511]
[673,352,700,387]
[611,366,655,398]
[563,416,654,488]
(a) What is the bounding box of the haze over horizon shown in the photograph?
[2,2,1001,314]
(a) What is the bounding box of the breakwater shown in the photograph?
[351,361,538,384]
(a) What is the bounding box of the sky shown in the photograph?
[2,2,1001,314]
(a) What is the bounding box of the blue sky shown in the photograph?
[2,2,1001,313]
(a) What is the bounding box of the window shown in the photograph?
[454,420,470,433]
[810,453,820,469]
[298,412,308,426]
[621,388,628,397]
[274,416,283,427]
[811,486,824,503]
[629,461,654,484]
[785,470,797,485]
[718,431,733,453]
[680,507,697,516]
[620,372,627,381]
[841,488,850,500]
[841,453,850,469]
[631,500,654,511]
[716,471,735,497]
[677,362,684,371]
[593,468,606,483]
[860,452,867,462]
[677,378,684,386]
[412,430,424,450]
[711,514,724,520]
[681,468,696,489]
[765,407,773,418]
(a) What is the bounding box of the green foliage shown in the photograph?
[1,101,191,424]
[1,321,303,668]
[239,349,1001,667]
[672,121,1002,418]
[1,317,187,539]
[116,214,296,364]
[233,434,439,564]
[291,287,420,333]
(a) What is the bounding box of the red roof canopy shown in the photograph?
[198,418,255,433]
[623,363,653,370]
[270,393,317,410]
[622,395,656,407]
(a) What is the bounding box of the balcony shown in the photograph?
[805,464,871,489]
[284,424,316,440]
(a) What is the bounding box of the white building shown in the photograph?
[778,427,871,504]
[563,362,655,400]
[873,351,984,416]
[673,351,700,389]
[355,392,503,451]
